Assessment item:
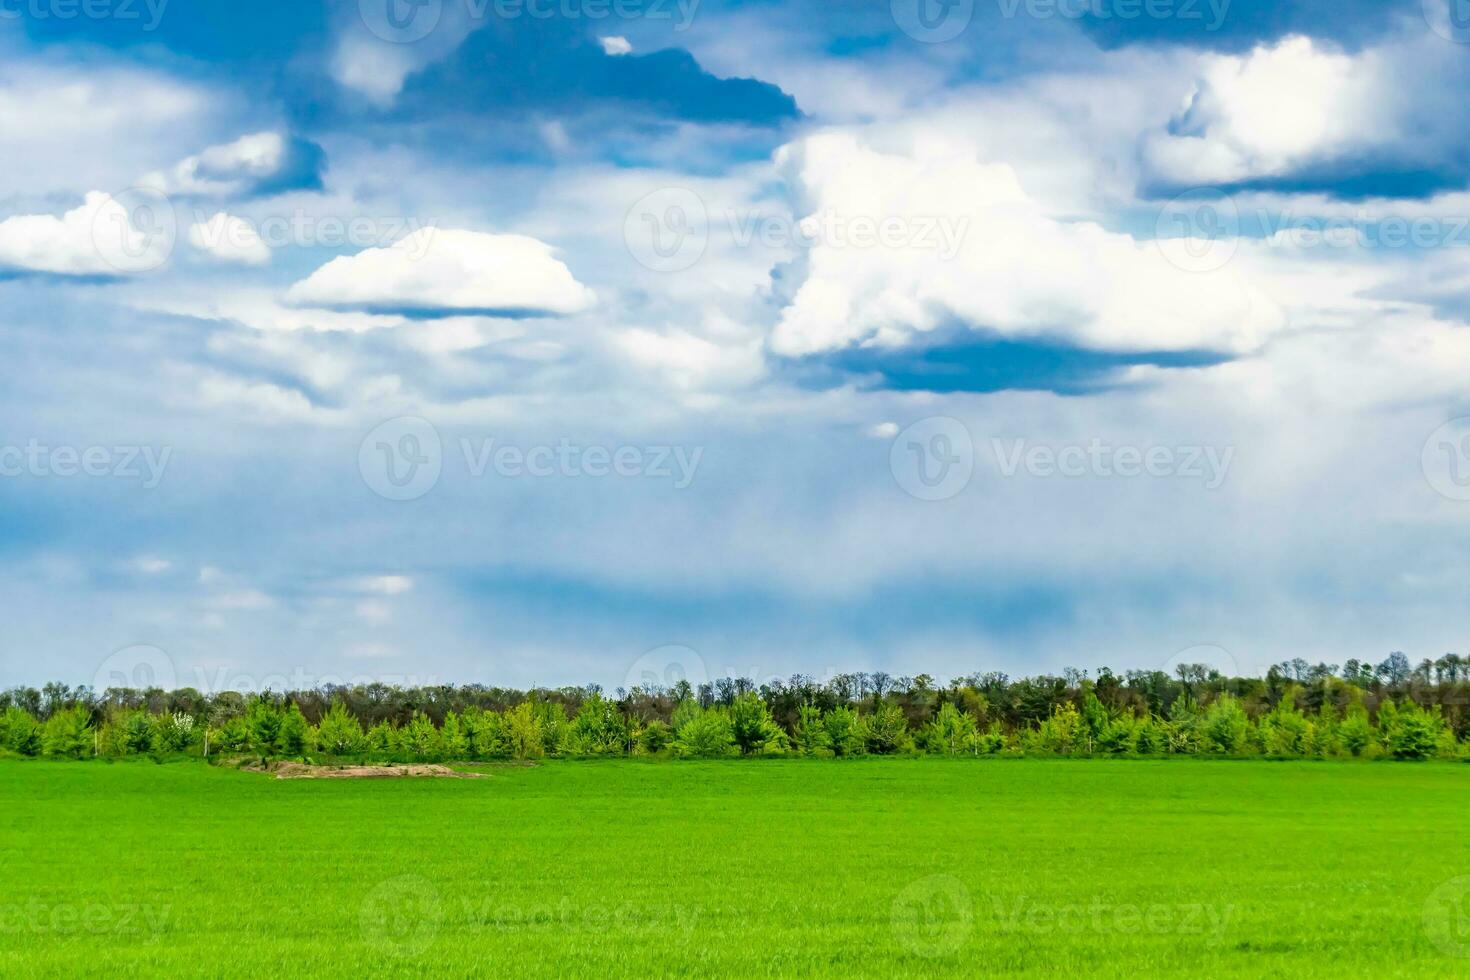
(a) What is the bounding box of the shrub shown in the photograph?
[672,708,736,758]
[921,703,978,756]
[730,693,786,756]
[42,706,93,759]
[2,706,42,756]
[637,720,672,755]
[1380,701,1443,760]
[1201,696,1249,755]
[823,707,866,757]
[864,703,912,755]
[791,706,832,757]
[317,702,367,756]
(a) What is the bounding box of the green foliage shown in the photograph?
[920,703,978,755]
[316,702,367,756]
[729,693,786,756]
[672,708,736,758]
[42,707,93,759]
[637,720,672,755]
[1202,696,1249,754]
[863,703,912,755]
[822,707,866,757]
[1379,700,1443,760]
[791,705,833,757]
[154,712,198,753]
[246,699,284,757]
[2,707,42,756]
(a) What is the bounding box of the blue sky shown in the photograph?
[3,0,1470,693]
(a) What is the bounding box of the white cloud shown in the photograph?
[769,130,1284,357]
[0,59,210,196]
[599,36,633,56]
[351,575,415,596]
[187,212,271,266]
[1141,36,1390,187]
[0,191,173,276]
[143,131,309,198]
[286,228,596,318]
[131,557,172,575]
[867,422,899,439]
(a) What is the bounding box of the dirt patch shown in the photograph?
[245,761,484,780]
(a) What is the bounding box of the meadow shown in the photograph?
[2,757,1469,977]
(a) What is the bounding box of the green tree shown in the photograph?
[672,708,736,758]
[729,693,785,755]
[2,707,42,756]
[317,702,367,756]
[42,706,93,758]
[792,705,833,757]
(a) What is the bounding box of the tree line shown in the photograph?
[2,653,1468,763]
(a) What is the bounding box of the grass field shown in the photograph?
[3,758,1469,977]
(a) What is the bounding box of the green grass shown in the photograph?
[2,758,1469,977]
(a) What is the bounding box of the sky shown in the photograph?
[3,0,1470,695]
